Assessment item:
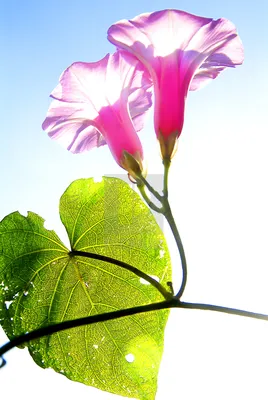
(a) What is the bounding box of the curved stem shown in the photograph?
[162,199,187,299]
[1,298,268,366]
[138,175,163,202]
[0,299,175,364]
[70,250,172,300]
[138,162,187,299]
[137,184,163,213]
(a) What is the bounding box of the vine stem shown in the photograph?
[139,161,187,299]
[137,184,163,213]
[162,200,187,299]
[1,299,268,366]
[138,175,163,202]
[162,157,187,298]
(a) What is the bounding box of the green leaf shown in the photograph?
[0,177,172,399]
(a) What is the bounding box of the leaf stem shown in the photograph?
[70,250,172,300]
[1,299,268,366]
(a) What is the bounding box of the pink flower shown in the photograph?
[42,51,152,177]
[108,9,244,159]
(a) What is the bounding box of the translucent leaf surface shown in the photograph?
[0,177,172,399]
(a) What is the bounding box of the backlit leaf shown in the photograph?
[0,177,172,399]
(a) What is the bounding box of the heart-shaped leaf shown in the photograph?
[0,177,172,399]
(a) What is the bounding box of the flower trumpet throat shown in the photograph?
[121,151,145,179]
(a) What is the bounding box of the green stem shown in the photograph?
[138,175,163,202]
[161,158,187,299]
[163,158,171,197]
[179,301,268,319]
[70,250,172,300]
[1,299,268,366]
[0,300,174,365]
[162,199,187,299]
[137,184,163,213]
[138,161,187,299]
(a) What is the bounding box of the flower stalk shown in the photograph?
[138,160,187,299]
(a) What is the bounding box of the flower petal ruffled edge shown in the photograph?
[42,100,106,153]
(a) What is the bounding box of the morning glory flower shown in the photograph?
[108,9,244,159]
[42,51,152,177]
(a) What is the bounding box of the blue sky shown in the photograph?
[1,0,268,399]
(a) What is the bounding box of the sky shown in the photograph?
[1,0,268,399]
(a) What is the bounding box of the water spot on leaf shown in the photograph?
[125,354,135,363]
[93,344,98,349]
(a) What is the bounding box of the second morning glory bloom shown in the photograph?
[108,9,244,159]
[42,51,152,177]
